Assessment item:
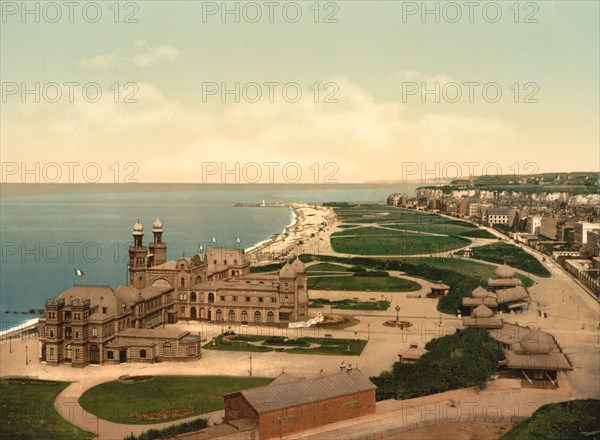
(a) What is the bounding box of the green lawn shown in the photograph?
[306,262,350,272]
[393,257,534,287]
[204,333,368,356]
[308,275,421,291]
[468,242,551,277]
[331,232,470,255]
[0,378,94,440]
[309,298,390,310]
[79,376,272,424]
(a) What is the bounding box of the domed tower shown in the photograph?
[129,220,148,288]
[148,218,167,267]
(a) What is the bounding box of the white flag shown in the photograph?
[74,269,85,277]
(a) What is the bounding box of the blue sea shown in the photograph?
[0,183,417,331]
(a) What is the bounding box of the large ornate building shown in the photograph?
[38,219,309,367]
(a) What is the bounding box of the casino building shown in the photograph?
[38,219,309,367]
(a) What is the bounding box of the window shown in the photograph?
[233,296,238,302]
[50,330,54,338]
[267,311,275,322]
[245,297,251,302]
[188,346,197,356]
[228,310,235,321]
[107,351,114,360]
[49,348,54,358]
[271,297,277,303]
[140,349,147,358]
[102,307,107,314]
[180,277,185,287]
[163,342,172,355]
[75,331,79,339]
[241,310,248,322]
[75,349,80,360]
[190,292,197,302]
[254,311,261,322]
[208,293,215,303]
[179,292,187,301]
[220,296,225,301]
[92,328,98,337]
[258,297,263,303]
[216,309,223,321]
[224,260,227,265]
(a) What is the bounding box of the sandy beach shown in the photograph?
[245,203,337,265]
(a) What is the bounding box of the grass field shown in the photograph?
[0,378,94,440]
[331,231,470,255]
[330,206,478,255]
[306,262,349,272]
[393,257,534,287]
[308,275,421,291]
[204,333,368,356]
[468,242,551,277]
[79,376,272,424]
[309,298,390,310]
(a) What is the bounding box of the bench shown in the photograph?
[324,333,333,338]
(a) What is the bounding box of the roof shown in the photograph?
[59,286,117,316]
[471,286,492,298]
[504,351,572,371]
[398,343,427,360]
[430,283,450,290]
[290,258,306,273]
[495,264,516,278]
[269,372,303,386]
[117,327,191,340]
[472,304,494,318]
[487,208,511,216]
[461,315,503,329]
[519,330,555,354]
[488,323,533,345]
[496,286,529,304]
[233,371,376,414]
[279,263,295,279]
[462,297,499,307]
[488,278,523,288]
[106,337,156,348]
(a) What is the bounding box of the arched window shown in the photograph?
[195,276,202,284]
[228,310,235,321]
[241,310,248,322]
[208,293,214,303]
[254,311,261,323]
[163,342,172,355]
[267,311,275,322]
[180,277,185,287]
[190,292,197,302]
[216,309,223,321]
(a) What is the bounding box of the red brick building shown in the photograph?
[224,370,376,439]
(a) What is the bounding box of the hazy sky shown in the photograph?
[1,1,598,183]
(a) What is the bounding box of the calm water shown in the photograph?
[0,183,417,330]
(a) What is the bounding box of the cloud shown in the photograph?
[79,41,180,71]
[1,78,524,183]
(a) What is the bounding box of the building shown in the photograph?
[387,193,408,207]
[574,222,600,252]
[487,207,511,225]
[39,219,309,367]
[539,217,559,240]
[428,282,450,298]
[397,343,427,363]
[458,198,470,217]
[224,370,376,439]
[526,215,542,235]
[586,230,600,256]
[490,325,572,387]
[38,285,201,367]
[468,203,481,220]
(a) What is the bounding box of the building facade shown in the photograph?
[39,219,309,367]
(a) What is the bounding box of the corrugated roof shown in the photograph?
[238,371,375,414]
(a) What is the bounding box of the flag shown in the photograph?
[199,244,204,251]
[212,237,216,243]
[74,269,85,277]
[236,237,241,243]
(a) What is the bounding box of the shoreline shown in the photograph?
[245,203,336,265]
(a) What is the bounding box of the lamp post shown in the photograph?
[25,345,28,365]
[9,336,12,354]
[395,305,400,323]
[367,323,370,341]
[249,356,252,377]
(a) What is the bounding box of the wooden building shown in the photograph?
[224,370,376,439]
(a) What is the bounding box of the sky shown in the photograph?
[1,1,599,183]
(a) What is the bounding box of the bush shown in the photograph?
[124,418,209,440]
[371,328,503,400]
